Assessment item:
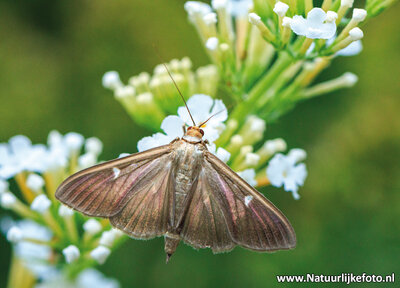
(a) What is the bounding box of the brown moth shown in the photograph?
[56,67,296,263]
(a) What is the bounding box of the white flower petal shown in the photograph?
[161,116,185,138]
[215,147,231,163]
[90,246,111,264]
[337,40,363,56]
[77,269,120,288]
[290,15,309,36]
[209,99,228,124]
[238,169,257,186]
[9,135,32,154]
[62,245,80,263]
[31,194,51,214]
[307,8,327,25]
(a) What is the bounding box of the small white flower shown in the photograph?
[62,245,80,263]
[85,137,103,155]
[0,178,9,193]
[266,153,307,199]
[352,8,367,22]
[336,40,363,56]
[58,205,74,217]
[288,148,307,163]
[238,169,257,186]
[26,174,45,192]
[99,230,117,247]
[31,194,51,214]
[83,219,102,235]
[7,226,24,243]
[349,27,364,41]
[231,135,243,146]
[203,12,217,25]
[77,269,120,288]
[211,0,227,10]
[102,71,123,90]
[341,72,358,86]
[282,17,292,28]
[0,136,48,179]
[248,12,261,25]
[1,192,17,209]
[273,2,289,17]
[64,132,84,152]
[78,153,97,169]
[245,153,260,166]
[11,220,53,277]
[115,86,135,98]
[118,153,130,158]
[341,0,354,8]
[178,94,227,142]
[227,0,253,17]
[90,246,111,264]
[263,138,287,154]
[326,11,338,22]
[207,143,231,163]
[184,1,212,17]
[290,8,337,39]
[206,37,219,50]
[137,116,183,152]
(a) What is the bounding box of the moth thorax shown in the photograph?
[185,127,203,140]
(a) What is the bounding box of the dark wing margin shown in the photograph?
[55,145,172,218]
[180,151,296,253]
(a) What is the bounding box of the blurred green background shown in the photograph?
[0,0,399,287]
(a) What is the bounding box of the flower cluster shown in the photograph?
[102,57,219,131]
[184,0,373,124]
[0,132,121,287]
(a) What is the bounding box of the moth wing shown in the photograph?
[180,151,296,253]
[109,160,175,239]
[55,145,172,218]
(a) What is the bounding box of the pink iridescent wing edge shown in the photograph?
[55,144,172,218]
[180,151,296,253]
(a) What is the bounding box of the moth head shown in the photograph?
[186,126,204,139]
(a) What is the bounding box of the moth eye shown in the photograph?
[199,129,204,136]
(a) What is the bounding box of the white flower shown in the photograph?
[85,137,103,155]
[206,37,219,50]
[273,2,289,17]
[83,219,102,235]
[11,220,53,277]
[0,136,48,179]
[78,153,97,169]
[207,143,231,163]
[138,95,228,152]
[77,269,120,288]
[245,153,260,166]
[58,205,74,217]
[184,1,212,18]
[349,27,364,41]
[290,8,337,39]
[26,174,45,192]
[90,246,111,264]
[102,71,123,90]
[336,40,363,56]
[62,245,80,263]
[178,94,227,142]
[266,153,307,199]
[64,132,84,152]
[228,0,253,17]
[99,230,117,247]
[31,194,51,214]
[288,148,307,163]
[263,138,287,154]
[1,192,17,209]
[7,226,24,243]
[137,116,183,152]
[238,169,257,186]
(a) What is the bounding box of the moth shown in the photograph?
[56,67,296,263]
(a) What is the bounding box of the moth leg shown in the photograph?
[203,139,209,145]
[182,125,186,134]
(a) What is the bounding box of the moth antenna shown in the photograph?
[198,108,226,128]
[162,63,196,126]
[151,44,196,126]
